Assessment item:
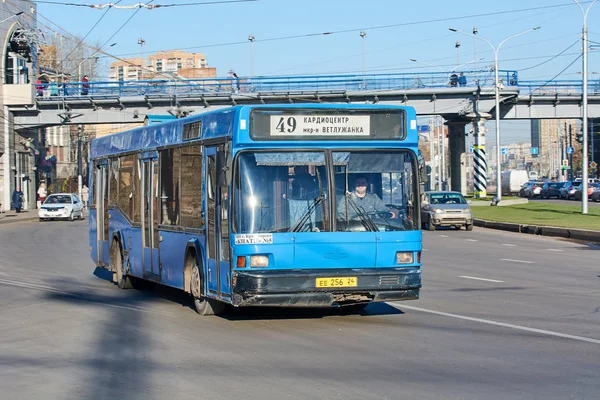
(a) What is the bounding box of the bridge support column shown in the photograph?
[467,112,491,198]
[447,121,467,195]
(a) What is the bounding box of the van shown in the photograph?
[528,171,538,180]
[501,170,529,195]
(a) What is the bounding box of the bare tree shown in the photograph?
[38,31,106,82]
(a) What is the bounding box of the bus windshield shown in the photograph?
[233,150,418,234]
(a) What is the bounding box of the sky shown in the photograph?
[24,0,600,143]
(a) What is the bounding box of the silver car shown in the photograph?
[421,191,473,231]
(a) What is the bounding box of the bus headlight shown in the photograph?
[434,208,443,214]
[250,255,269,268]
[396,252,414,264]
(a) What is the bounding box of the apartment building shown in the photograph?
[109,50,216,81]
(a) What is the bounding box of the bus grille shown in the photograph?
[380,275,400,285]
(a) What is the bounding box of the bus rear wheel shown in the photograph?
[190,261,225,316]
[111,241,132,289]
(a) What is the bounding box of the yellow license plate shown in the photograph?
[315,277,357,288]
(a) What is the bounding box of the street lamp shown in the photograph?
[573,0,597,214]
[248,34,255,82]
[78,42,116,82]
[450,26,541,202]
[360,31,366,88]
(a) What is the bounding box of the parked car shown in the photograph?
[540,182,565,199]
[520,181,544,198]
[38,193,84,221]
[591,186,600,202]
[559,180,582,199]
[573,182,600,201]
[421,191,473,231]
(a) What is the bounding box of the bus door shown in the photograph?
[141,157,161,278]
[96,161,109,265]
[205,145,231,299]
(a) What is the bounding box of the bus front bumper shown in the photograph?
[231,267,421,307]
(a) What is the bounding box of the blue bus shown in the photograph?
[89,104,422,315]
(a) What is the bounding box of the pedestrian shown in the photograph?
[12,187,24,213]
[62,77,69,96]
[38,182,47,204]
[458,72,467,87]
[81,184,89,210]
[36,78,44,97]
[233,72,240,93]
[449,73,458,87]
[81,75,90,95]
[510,72,518,86]
[49,80,58,96]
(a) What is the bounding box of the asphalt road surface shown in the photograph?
[0,220,598,400]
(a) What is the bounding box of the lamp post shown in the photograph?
[78,42,116,82]
[360,31,366,88]
[573,0,597,214]
[248,34,255,81]
[137,38,145,80]
[455,41,461,68]
[450,26,540,202]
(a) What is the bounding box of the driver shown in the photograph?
[338,176,398,220]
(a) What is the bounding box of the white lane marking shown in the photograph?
[0,278,176,317]
[502,244,517,247]
[459,275,504,283]
[546,249,564,252]
[500,258,535,264]
[392,304,600,345]
[439,235,449,238]
[465,239,478,242]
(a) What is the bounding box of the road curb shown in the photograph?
[0,216,38,225]
[473,218,600,243]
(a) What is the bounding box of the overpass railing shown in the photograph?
[34,70,513,99]
[516,79,600,96]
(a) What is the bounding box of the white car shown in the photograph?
[39,193,84,221]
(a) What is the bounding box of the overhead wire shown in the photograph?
[100,1,588,59]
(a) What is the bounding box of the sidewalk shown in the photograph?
[0,210,39,225]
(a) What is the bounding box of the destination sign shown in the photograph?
[269,115,371,137]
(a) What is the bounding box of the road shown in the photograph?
[0,221,599,400]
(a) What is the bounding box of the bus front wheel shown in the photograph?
[111,240,132,289]
[190,262,225,316]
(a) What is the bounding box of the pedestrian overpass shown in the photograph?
[8,70,600,127]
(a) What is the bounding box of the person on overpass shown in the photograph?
[458,72,467,87]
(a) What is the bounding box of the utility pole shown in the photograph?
[473,26,478,82]
[77,125,83,201]
[569,124,573,180]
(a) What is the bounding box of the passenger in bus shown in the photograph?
[338,176,398,220]
[291,166,319,199]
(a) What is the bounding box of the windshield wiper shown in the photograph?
[290,195,325,232]
[344,193,378,232]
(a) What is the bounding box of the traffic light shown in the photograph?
[575,127,584,145]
